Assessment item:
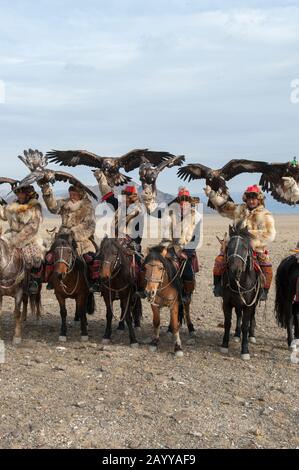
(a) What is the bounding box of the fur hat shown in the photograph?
[14,185,39,200]
[242,185,265,203]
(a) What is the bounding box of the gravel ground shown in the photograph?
[0,215,298,449]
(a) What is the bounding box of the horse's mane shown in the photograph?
[144,245,181,292]
[229,221,253,240]
[51,233,77,252]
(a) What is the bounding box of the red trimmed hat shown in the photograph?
[178,188,190,198]
[244,185,261,194]
[122,185,138,195]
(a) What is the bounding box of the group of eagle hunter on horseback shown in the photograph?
[0,148,298,358]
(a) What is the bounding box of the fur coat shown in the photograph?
[42,185,96,255]
[209,192,276,252]
[0,198,45,267]
[162,204,202,251]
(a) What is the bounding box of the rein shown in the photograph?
[0,246,26,290]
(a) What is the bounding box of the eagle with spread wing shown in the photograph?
[259,161,299,205]
[46,148,175,187]
[17,149,98,200]
[178,159,269,208]
[178,158,299,207]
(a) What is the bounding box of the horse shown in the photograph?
[275,253,299,349]
[0,237,41,344]
[97,237,139,348]
[221,222,261,360]
[143,245,185,357]
[50,234,95,342]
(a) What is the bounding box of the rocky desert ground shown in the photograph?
[0,214,298,449]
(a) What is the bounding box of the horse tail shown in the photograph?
[87,292,95,315]
[29,291,42,318]
[275,256,296,328]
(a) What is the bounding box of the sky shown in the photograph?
[0,0,299,207]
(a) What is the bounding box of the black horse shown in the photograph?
[97,237,139,348]
[221,222,261,360]
[275,253,299,349]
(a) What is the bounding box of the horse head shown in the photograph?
[98,236,122,280]
[227,221,254,281]
[52,233,77,278]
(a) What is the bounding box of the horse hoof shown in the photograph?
[116,329,125,335]
[175,350,184,358]
[220,347,229,354]
[134,326,142,332]
[233,336,241,343]
[130,342,139,349]
[241,353,250,361]
[149,345,157,353]
[294,339,299,346]
[166,330,172,337]
[289,342,297,351]
[186,337,196,346]
[189,331,196,338]
[13,337,21,345]
[249,337,256,344]
[102,338,111,345]
[59,336,67,343]
[81,336,89,343]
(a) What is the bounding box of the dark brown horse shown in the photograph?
[50,234,95,342]
[98,237,139,348]
[143,246,185,357]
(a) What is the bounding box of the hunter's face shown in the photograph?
[69,190,81,202]
[245,195,259,210]
[16,192,28,204]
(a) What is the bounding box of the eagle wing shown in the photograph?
[0,177,19,188]
[220,159,270,180]
[156,155,185,175]
[46,149,105,169]
[177,163,212,182]
[52,171,98,200]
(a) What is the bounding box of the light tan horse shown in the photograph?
[0,236,41,344]
[143,246,184,357]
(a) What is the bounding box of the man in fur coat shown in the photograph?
[0,185,45,294]
[40,182,98,289]
[205,184,276,301]
[161,187,201,302]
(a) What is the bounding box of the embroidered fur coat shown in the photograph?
[0,198,45,267]
[42,185,96,255]
[208,191,276,252]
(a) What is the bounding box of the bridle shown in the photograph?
[226,234,260,306]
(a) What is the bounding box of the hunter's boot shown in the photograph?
[213,275,223,297]
[182,279,196,303]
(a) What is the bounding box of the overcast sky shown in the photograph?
[0,0,299,200]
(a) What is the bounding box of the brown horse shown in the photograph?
[0,238,41,344]
[98,237,139,348]
[143,246,185,357]
[50,234,95,342]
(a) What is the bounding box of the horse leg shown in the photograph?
[149,305,160,352]
[121,296,138,348]
[102,296,113,344]
[57,295,67,342]
[132,296,142,329]
[294,303,299,345]
[22,293,28,322]
[221,301,232,353]
[249,314,256,344]
[287,310,294,349]
[170,302,183,357]
[241,307,253,360]
[13,289,23,345]
[77,295,88,342]
[233,307,242,342]
[184,300,195,336]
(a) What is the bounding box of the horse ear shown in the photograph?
[160,247,167,258]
